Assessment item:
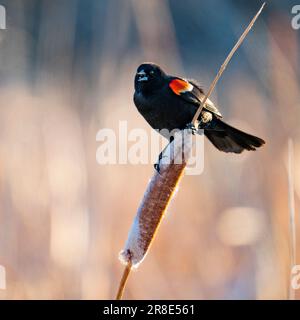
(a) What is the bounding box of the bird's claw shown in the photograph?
[154,163,160,174]
[154,151,164,174]
[185,122,197,135]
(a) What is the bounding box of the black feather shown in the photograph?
[204,118,265,153]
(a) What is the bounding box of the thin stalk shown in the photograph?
[116,261,132,300]
[191,2,266,125]
[288,139,296,300]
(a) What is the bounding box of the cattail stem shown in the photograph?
[116,261,132,300]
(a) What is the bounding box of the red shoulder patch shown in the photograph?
[169,78,193,95]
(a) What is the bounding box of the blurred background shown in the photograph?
[0,0,299,299]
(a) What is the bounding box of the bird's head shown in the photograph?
[134,63,167,93]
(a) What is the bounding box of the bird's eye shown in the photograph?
[150,70,155,75]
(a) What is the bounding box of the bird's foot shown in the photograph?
[185,122,197,135]
[154,151,163,174]
[154,163,160,174]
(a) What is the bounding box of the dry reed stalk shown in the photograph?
[191,2,266,125]
[288,139,296,300]
[115,3,266,300]
[116,261,132,300]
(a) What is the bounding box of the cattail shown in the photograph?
[119,129,193,268]
[116,129,192,300]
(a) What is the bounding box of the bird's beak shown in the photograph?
[137,70,148,82]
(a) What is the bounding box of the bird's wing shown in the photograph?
[168,77,222,117]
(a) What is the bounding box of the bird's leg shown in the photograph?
[154,136,175,174]
[154,157,162,173]
[154,150,165,174]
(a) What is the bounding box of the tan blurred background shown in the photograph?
[0,0,299,299]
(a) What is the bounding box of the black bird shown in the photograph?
[134,63,265,161]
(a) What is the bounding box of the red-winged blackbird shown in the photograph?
[134,63,265,154]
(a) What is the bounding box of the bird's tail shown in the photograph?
[204,118,265,153]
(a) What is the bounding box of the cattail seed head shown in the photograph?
[119,129,193,267]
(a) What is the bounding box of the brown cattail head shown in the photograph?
[119,129,193,267]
